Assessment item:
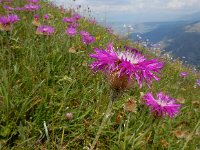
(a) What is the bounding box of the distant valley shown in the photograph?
[127,12,200,67]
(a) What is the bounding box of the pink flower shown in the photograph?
[179,72,188,77]
[43,14,49,20]
[144,92,181,118]
[89,43,164,88]
[63,17,74,23]
[66,27,77,37]
[24,4,39,11]
[0,14,19,25]
[28,0,38,3]
[36,25,54,35]
[34,14,39,20]
[80,30,95,45]
[3,5,14,11]
[196,79,200,86]
[72,13,81,20]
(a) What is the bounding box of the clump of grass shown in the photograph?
[0,0,200,149]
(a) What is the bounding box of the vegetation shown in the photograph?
[0,0,200,149]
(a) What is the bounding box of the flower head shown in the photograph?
[0,14,19,31]
[3,5,14,11]
[82,35,95,45]
[28,0,38,3]
[63,17,74,23]
[36,25,54,35]
[34,14,39,20]
[180,72,188,77]
[90,43,164,89]
[69,22,78,28]
[80,30,90,37]
[15,7,25,11]
[72,13,81,20]
[80,30,95,45]
[24,4,39,11]
[0,14,19,25]
[43,14,49,20]
[106,27,114,34]
[66,27,77,37]
[196,79,200,86]
[143,92,181,118]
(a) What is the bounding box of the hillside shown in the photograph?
[161,21,200,66]
[0,0,200,149]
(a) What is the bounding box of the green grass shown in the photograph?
[0,0,200,149]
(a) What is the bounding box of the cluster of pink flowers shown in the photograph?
[89,43,184,118]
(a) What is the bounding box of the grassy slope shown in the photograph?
[0,1,200,149]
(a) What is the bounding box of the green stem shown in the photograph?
[90,89,119,150]
[124,113,131,150]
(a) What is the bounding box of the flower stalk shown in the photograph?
[90,89,120,150]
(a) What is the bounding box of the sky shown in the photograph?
[52,0,200,23]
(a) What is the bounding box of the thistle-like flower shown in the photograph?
[196,79,200,86]
[36,25,54,35]
[143,92,181,118]
[24,4,39,11]
[3,5,14,11]
[80,30,95,45]
[0,14,19,31]
[28,0,38,3]
[72,13,81,20]
[90,43,164,89]
[63,17,75,24]
[43,14,49,20]
[66,27,77,37]
[179,72,188,77]
[32,14,40,26]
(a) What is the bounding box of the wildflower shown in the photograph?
[88,18,96,24]
[3,5,14,11]
[80,30,90,37]
[179,72,188,77]
[68,22,78,28]
[0,14,19,31]
[143,92,181,118]
[89,43,164,89]
[124,45,142,54]
[0,0,13,3]
[43,14,49,20]
[24,4,39,11]
[66,27,77,37]
[36,25,54,35]
[63,17,74,24]
[80,30,95,45]
[72,13,81,20]
[196,79,200,86]
[27,0,38,3]
[34,14,39,21]
[32,14,40,26]
[15,7,25,11]
[81,34,95,45]
[106,27,113,34]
